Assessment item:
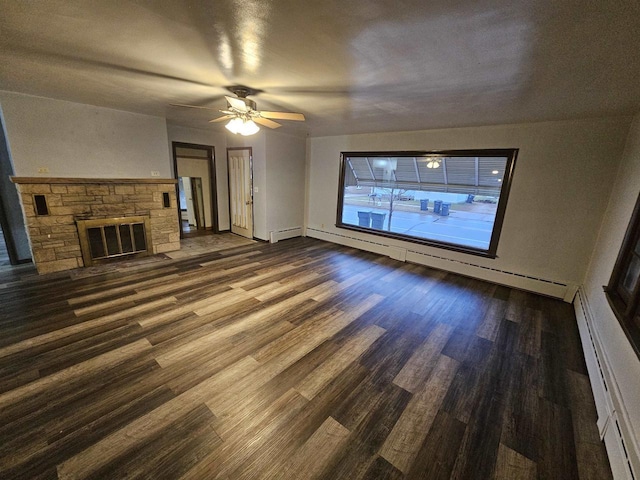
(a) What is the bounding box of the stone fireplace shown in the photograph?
[11,177,180,274]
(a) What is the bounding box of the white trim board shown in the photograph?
[306,227,577,301]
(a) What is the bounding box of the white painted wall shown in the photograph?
[0,91,171,178]
[166,124,230,231]
[306,117,631,289]
[581,113,640,476]
[265,132,306,236]
[227,130,306,241]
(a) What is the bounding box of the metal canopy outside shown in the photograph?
[345,156,507,196]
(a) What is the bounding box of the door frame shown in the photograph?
[0,190,21,264]
[0,109,30,265]
[226,147,254,239]
[171,142,218,239]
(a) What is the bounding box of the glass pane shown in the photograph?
[622,255,640,295]
[120,224,134,253]
[132,223,146,251]
[104,225,120,256]
[340,154,510,252]
[87,227,105,259]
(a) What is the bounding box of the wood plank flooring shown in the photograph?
[0,237,612,479]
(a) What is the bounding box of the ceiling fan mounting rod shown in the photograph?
[226,85,261,98]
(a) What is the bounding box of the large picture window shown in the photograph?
[336,149,518,258]
[606,192,640,358]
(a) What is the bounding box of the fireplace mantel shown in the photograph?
[12,177,178,185]
[11,177,180,274]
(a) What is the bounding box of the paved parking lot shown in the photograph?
[342,203,494,250]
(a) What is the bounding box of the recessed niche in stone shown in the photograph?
[34,195,49,216]
[163,192,171,208]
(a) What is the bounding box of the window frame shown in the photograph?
[605,192,640,359]
[335,149,518,258]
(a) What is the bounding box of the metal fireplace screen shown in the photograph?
[77,216,152,266]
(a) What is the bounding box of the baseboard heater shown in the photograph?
[77,216,152,267]
[270,227,302,243]
[574,289,639,480]
[306,227,577,300]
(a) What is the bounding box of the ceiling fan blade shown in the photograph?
[225,96,249,112]
[209,115,235,123]
[253,117,282,129]
[170,103,220,111]
[11,46,219,89]
[259,111,305,121]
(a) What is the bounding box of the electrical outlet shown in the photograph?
[151,171,160,177]
[37,167,49,174]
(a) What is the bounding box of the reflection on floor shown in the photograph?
[167,232,257,259]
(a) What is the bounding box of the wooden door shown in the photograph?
[228,148,253,239]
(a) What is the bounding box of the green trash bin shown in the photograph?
[420,199,429,211]
[357,211,371,227]
[441,202,451,216]
[370,212,386,229]
[434,200,442,214]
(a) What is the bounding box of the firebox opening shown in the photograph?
[77,216,152,266]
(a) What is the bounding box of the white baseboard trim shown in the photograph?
[574,288,639,480]
[306,227,577,301]
[269,227,302,244]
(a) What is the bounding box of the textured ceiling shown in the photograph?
[1,0,639,137]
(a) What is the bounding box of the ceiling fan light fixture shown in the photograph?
[225,117,260,136]
[225,117,243,134]
[174,85,303,132]
[426,159,441,169]
[239,119,260,136]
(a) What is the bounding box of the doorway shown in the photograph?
[178,177,207,233]
[171,142,217,239]
[227,147,253,239]
[0,108,30,265]
[0,224,10,266]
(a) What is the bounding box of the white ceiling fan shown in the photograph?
[171,86,305,135]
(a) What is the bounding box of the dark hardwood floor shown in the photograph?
[0,237,611,479]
